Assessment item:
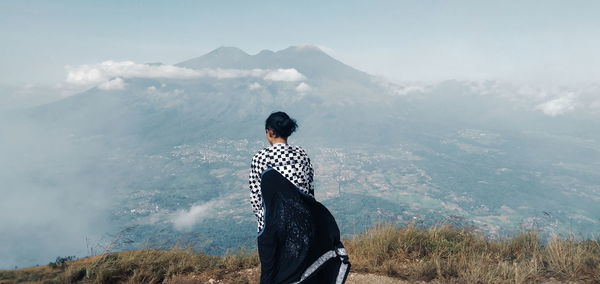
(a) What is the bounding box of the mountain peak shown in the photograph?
[174,45,371,83]
[175,46,249,69]
[288,44,324,52]
[279,45,328,56]
[209,46,249,56]
[256,49,275,56]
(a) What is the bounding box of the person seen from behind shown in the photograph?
[248,111,350,283]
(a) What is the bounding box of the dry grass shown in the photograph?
[1,225,599,283]
[345,224,600,283]
[0,248,259,284]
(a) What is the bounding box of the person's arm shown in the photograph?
[299,147,315,196]
[249,152,264,231]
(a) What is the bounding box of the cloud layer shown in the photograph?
[171,200,223,231]
[535,94,577,116]
[98,77,125,90]
[295,82,312,93]
[65,61,305,88]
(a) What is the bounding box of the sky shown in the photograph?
[1,0,600,88]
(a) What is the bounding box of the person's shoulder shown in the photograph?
[252,146,270,158]
[292,144,310,155]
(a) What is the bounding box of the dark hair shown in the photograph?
[265,111,298,139]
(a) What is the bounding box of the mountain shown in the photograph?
[176,45,374,84]
[2,46,600,269]
[176,46,251,69]
[26,45,400,149]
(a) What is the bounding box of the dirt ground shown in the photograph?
[346,273,415,284]
[166,269,417,284]
[167,270,582,284]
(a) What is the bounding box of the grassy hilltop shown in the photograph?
[1,224,599,284]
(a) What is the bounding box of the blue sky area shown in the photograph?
[1,0,599,86]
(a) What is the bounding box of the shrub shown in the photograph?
[48,256,76,270]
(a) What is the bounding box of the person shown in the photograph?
[248,111,314,234]
[248,111,350,284]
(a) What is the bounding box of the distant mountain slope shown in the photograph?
[26,45,402,148]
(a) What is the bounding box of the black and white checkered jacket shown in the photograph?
[249,142,314,233]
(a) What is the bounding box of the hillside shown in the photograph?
[1,224,598,284]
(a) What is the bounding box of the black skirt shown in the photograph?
[257,168,350,284]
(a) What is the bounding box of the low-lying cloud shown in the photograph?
[248,82,262,90]
[295,82,312,93]
[171,200,223,231]
[98,77,125,90]
[65,61,305,88]
[0,118,118,269]
[535,94,577,116]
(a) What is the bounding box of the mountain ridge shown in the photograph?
[176,45,373,83]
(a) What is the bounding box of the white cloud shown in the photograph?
[295,82,312,93]
[97,77,125,90]
[535,94,577,116]
[65,60,200,85]
[171,200,222,231]
[65,61,305,89]
[263,68,305,82]
[372,76,429,96]
[147,86,157,92]
[248,82,262,90]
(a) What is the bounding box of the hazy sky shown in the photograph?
[1,0,600,87]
